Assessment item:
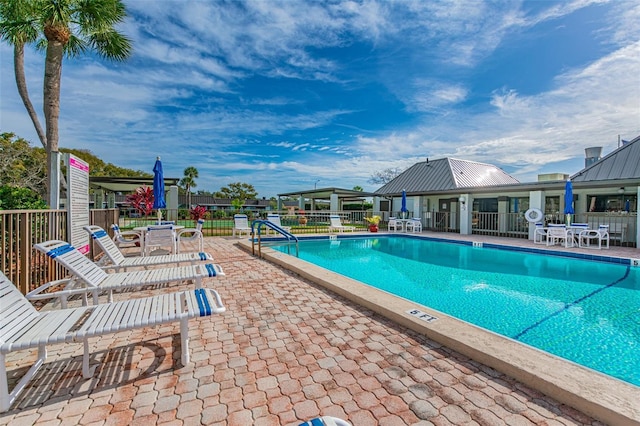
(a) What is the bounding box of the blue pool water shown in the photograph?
[271,236,640,386]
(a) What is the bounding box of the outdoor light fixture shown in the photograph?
[618,187,625,194]
[459,195,467,211]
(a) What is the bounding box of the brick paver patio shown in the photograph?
[1,235,619,425]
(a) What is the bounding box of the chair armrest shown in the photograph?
[26,278,95,309]
[177,228,201,237]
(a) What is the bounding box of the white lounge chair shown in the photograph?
[0,271,225,413]
[144,224,177,256]
[233,214,251,238]
[328,215,355,233]
[110,224,142,253]
[84,225,213,272]
[176,219,205,253]
[266,213,292,235]
[32,240,224,305]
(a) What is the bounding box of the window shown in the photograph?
[472,198,498,212]
[545,196,559,215]
[588,194,637,213]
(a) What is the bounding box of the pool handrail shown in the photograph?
[251,219,298,257]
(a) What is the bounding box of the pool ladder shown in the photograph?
[251,220,299,258]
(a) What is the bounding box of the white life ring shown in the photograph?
[524,208,543,223]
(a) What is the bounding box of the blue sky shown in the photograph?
[1,0,639,198]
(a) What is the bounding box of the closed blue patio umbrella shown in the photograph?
[401,189,408,219]
[153,157,166,223]
[564,179,574,225]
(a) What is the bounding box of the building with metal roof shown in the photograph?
[370,136,639,247]
[571,135,640,184]
[375,158,520,196]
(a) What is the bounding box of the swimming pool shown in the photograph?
[271,236,640,387]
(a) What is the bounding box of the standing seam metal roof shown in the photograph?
[571,136,640,182]
[375,158,519,195]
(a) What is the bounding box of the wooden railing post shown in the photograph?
[18,211,30,294]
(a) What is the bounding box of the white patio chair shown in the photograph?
[533,223,547,244]
[546,224,571,247]
[405,218,422,233]
[266,213,292,235]
[84,225,213,272]
[176,219,205,253]
[388,217,403,232]
[568,223,589,247]
[0,271,225,413]
[579,224,610,249]
[233,214,251,238]
[328,215,355,233]
[110,224,142,253]
[144,224,177,256]
[32,240,224,304]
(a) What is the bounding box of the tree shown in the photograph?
[61,148,151,177]
[368,167,405,185]
[0,132,47,195]
[215,182,258,201]
[0,0,132,206]
[0,186,47,210]
[179,166,199,207]
[352,185,364,191]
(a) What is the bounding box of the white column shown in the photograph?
[528,190,545,240]
[167,185,179,221]
[459,194,472,235]
[330,193,339,211]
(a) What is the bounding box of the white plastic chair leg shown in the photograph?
[180,318,190,366]
[82,339,98,378]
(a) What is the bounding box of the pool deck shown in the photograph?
[2,232,639,425]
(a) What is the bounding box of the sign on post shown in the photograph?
[66,154,90,254]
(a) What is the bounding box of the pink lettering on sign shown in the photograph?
[78,245,90,255]
[70,157,89,172]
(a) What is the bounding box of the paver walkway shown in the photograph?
[1,236,612,425]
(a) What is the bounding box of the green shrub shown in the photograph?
[0,186,48,210]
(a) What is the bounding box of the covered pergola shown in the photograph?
[88,176,179,209]
[89,176,179,193]
[276,187,376,211]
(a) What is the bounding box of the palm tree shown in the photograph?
[0,0,132,206]
[0,1,46,149]
[179,166,199,207]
